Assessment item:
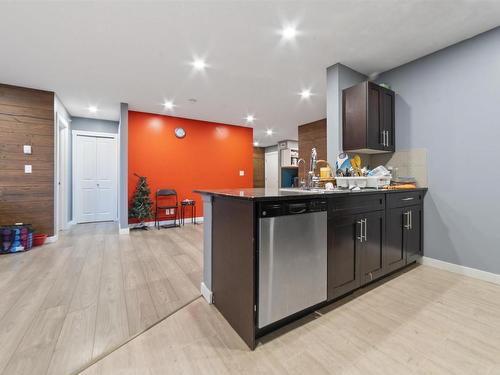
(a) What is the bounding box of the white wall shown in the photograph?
[326,63,367,164]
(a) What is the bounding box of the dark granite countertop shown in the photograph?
[194,187,428,201]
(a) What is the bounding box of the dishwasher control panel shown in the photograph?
[259,199,327,218]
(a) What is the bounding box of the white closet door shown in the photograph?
[265,151,278,189]
[95,137,117,221]
[75,134,117,223]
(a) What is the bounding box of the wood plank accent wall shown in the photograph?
[0,84,55,236]
[253,147,265,188]
[298,119,327,181]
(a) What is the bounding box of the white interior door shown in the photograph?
[75,134,117,223]
[265,151,278,189]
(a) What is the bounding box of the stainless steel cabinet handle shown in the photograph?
[404,212,410,230]
[364,218,367,241]
[386,131,390,147]
[384,131,387,147]
[402,197,414,201]
[357,220,364,242]
[409,211,413,230]
[381,131,385,146]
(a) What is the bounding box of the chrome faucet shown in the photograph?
[308,148,319,189]
[297,158,306,189]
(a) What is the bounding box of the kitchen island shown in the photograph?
[195,187,427,349]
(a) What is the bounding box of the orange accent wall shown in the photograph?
[128,111,253,223]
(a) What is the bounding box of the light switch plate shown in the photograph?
[23,145,32,154]
[239,170,245,176]
[24,165,32,174]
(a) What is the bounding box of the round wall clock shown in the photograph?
[174,127,186,138]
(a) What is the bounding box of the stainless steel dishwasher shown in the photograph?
[258,199,327,328]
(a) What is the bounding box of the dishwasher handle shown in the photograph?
[288,204,307,214]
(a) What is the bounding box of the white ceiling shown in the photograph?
[1,1,499,146]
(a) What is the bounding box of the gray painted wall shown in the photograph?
[72,116,119,134]
[326,63,367,163]
[377,26,500,274]
[69,117,119,221]
[119,103,129,231]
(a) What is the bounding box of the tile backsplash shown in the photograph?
[370,148,428,187]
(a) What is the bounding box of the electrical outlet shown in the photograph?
[239,170,245,176]
[23,145,32,154]
[24,165,32,174]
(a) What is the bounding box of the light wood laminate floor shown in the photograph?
[80,264,500,375]
[0,222,202,375]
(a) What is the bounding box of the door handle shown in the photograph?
[363,218,367,242]
[409,210,413,230]
[402,197,414,201]
[381,131,385,146]
[357,220,364,242]
[404,212,410,230]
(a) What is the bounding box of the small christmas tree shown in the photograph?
[129,173,153,229]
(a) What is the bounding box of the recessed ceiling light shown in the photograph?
[88,105,97,113]
[281,26,298,40]
[192,59,207,71]
[246,115,255,123]
[163,100,175,110]
[300,89,312,99]
[266,129,273,136]
[253,141,259,146]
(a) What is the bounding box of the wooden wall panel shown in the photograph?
[253,147,265,188]
[0,84,55,236]
[298,119,327,181]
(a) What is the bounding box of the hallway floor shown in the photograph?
[0,222,202,375]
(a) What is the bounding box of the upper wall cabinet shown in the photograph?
[342,81,395,153]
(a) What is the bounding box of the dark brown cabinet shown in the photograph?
[328,191,424,301]
[327,195,386,300]
[385,192,424,273]
[327,215,362,300]
[361,210,386,284]
[343,81,395,153]
[405,205,423,263]
[385,206,407,273]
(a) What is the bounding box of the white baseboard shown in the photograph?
[128,216,204,230]
[418,256,500,285]
[46,235,58,243]
[118,227,130,235]
[201,282,213,304]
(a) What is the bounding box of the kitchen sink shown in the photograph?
[280,188,341,194]
[280,187,382,194]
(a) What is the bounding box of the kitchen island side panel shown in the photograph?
[212,196,256,349]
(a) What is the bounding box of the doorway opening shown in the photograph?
[56,113,70,232]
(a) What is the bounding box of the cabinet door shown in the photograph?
[385,206,406,273]
[381,88,395,152]
[366,82,384,151]
[361,211,385,284]
[406,205,423,264]
[327,215,362,300]
[343,83,367,151]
